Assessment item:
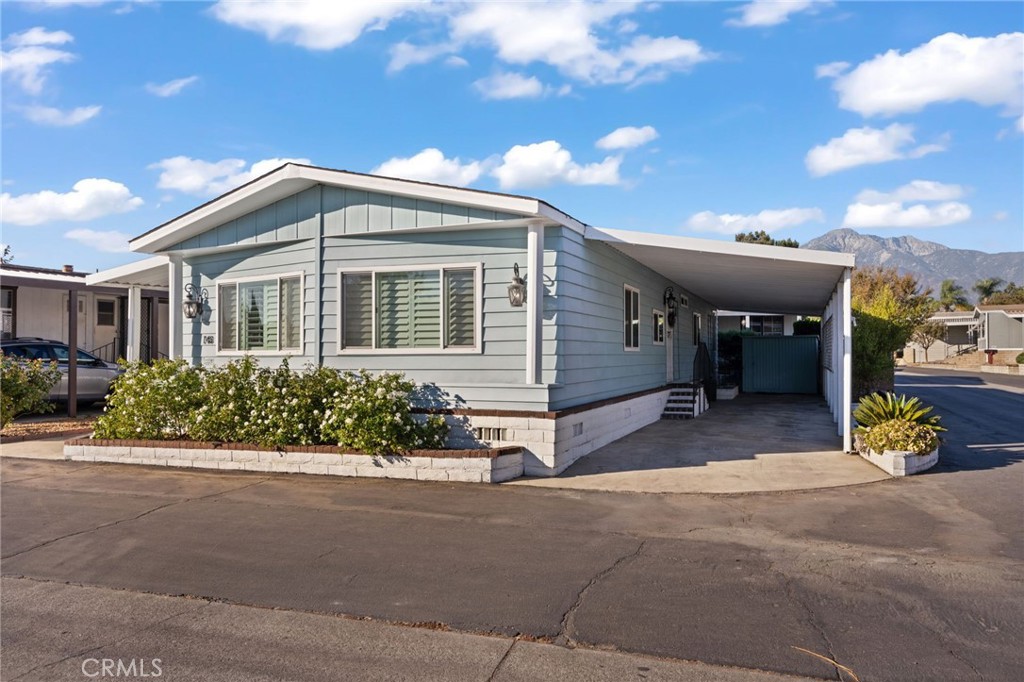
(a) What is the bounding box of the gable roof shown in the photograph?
[130,162,586,253]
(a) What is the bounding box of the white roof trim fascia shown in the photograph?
[131,164,567,254]
[85,256,169,288]
[536,202,585,234]
[587,226,856,268]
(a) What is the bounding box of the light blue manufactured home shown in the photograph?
[98,164,854,476]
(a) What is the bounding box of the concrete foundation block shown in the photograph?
[384,468,418,480]
[217,461,245,471]
[63,444,84,459]
[230,450,258,463]
[311,453,342,465]
[416,468,449,481]
[327,465,358,477]
[355,466,388,478]
[448,469,484,483]
[299,463,331,476]
[243,461,273,472]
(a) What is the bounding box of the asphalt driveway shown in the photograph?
[2,368,1022,681]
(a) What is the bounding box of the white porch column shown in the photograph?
[841,267,853,452]
[126,285,142,362]
[525,220,545,385]
[167,256,183,360]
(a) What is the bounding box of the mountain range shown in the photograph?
[803,229,1023,300]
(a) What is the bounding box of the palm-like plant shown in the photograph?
[853,392,946,433]
[939,279,969,311]
[973,277,1005,305]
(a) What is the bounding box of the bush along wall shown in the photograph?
[93,358,448,456]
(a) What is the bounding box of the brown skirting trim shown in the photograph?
[65,437,520,460]
[415,383,677,420]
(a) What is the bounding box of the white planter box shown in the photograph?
[717,386,739,400]
[860,446,939,477]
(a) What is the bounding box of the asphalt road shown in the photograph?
[2,368,1022,681]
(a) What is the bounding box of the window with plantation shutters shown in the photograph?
[216,274,302,352]
[338,264,479,353]
[624,285,640,350]
[445,269,475,348]
[341,273,372,348]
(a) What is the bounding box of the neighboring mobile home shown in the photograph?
[90,163,854,476]
[0,262,168,362]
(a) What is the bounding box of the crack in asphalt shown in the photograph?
[556,539,647,647]
[1,478,270,561]
[485,639,518,682]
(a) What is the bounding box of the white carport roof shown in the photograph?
[85,256,169,289]
[587,227,855,316]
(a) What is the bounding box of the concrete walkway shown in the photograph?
[0,436,68,460]
[510,395,888,494]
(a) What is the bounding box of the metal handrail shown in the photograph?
[693,341,717,402]
[89,339,122,363]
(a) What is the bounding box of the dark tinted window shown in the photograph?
[2,344,53,360]
[51,345,99,363]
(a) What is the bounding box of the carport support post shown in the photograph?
[167,256,183,360]
[526,220,544,385]
[842,268,852,452]
[67,288,78,418]
[126,285,142,362]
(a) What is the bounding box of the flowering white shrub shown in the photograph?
[93,359,204,439]
[94,357,448,455]
[320,369,447,456]
[0,353,61,428]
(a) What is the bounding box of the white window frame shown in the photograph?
[693,312,702,346]
[215,271,305,356]
[336,262,482,355]
[652,308,665,345]
[624,284,640,352]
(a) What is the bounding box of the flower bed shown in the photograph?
[853,392,944,477]
[64,438,524,483]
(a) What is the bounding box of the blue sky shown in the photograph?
[1,0,1022,272]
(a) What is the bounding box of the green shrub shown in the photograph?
[93,359,204,440]
[1016,352,1024,364]
[853,392,945,434]
[95,358,449,455]
[0,353,61,428]
[863,419,939,455]
[321,369,447,456]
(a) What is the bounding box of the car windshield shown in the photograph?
[51,345,100,363]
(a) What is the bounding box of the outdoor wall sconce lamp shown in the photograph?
[508,263,526,307]
[664,287,678,327]
[182,283,208,319]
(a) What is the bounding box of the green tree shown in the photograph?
[938,279,970,311]
[735,230,799,248]
[987,282,1024,305]
[973,277,1005,304]
[851,267,936,397]
[1,245,11,265]
[911,319,947,363]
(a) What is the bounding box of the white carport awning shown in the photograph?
[587,227,854,316]
[85,256,169,290]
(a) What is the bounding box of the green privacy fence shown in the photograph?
[742,335,819,394]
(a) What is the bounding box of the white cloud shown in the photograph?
[145,75,199,97]
[855,180,964,205]
[21,104,100,126]
[472,72,546,100]
[823,32,1024,117]
[444,55,468,68]
[1,178,143,226]
[686,207,824,235]
[1,26,76,94]
[993,211,1009,221]
[1018,115,1024,132]
[492,140,621,189]
[372,148,486,186]
[150,156,311,196]
[596,125,658,150]
[210,0,426,51]
[815,61,849,79]
[842,202,971,229]
[727,0,831,28]
[805,123,947,176]
[843,179,972,229]
[388,41,457,74]
[65,228,131,253]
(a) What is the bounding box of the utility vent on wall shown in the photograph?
[475,427,508,442]
[572,423,584,437]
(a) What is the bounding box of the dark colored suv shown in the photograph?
[1,338,124,404]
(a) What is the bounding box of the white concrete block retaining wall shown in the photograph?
[64,440,524,483]
[443,389,672,476]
